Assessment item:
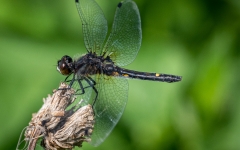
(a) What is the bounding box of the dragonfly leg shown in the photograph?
[84,77,98,106]
[58,74,87,94]
[87,76,96,85]
[64,73,73,82]
[69,75,92,95]
[75,77,85,95]
[58,73,75,91]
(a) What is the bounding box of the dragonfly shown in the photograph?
[57,0,182,146]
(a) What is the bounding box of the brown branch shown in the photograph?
[19,83,94,150]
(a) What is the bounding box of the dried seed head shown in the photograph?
[17,83,94,150]
[42,105,94,150]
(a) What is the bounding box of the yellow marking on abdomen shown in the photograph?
[155,73,160,77]
[123,74,129,77]
[113,72,119,76]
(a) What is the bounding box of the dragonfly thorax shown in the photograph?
[74,53,103,76]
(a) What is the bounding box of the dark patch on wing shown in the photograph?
[117,2,123,8]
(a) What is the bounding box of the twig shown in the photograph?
[17,83,94,150]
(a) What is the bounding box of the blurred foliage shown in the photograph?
[1,0,240,150]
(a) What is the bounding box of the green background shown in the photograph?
[1,0,240,149]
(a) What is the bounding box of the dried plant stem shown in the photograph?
[19,83,94,150]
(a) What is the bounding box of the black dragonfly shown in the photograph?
[57,0,182,146]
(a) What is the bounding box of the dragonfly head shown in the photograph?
[57,55,73,75]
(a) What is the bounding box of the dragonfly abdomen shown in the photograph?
[117,67,182,83]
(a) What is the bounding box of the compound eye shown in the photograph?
[57,60,61,67]
[64,55,73,63]
[57,56,73,75]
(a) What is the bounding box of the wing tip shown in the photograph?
[117,2,123,8]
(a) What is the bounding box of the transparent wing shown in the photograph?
[89,74,129,146]
[102,0,142,66]
[75,0,108,54]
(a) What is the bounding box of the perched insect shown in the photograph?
[57,0,182,146]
